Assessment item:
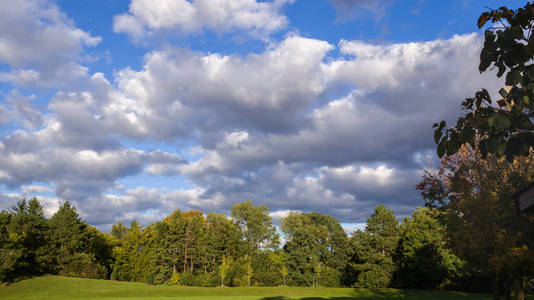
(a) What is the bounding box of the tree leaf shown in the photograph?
[478,12,491,28]
[495,115,511,131]
[437,141,446,158]
[505,69,522,85]
[434,129,442,144]
[488,115,496,128]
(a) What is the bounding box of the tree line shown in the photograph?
[2,144,533,298]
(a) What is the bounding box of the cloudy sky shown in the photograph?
[0,0,519,231]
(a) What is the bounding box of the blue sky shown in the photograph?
[0,0,521,231]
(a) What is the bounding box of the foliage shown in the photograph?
[350,205,399,288]
[417,145,534,298]
[219,252,232,286]
[230,201,279,253]
[48,202,112,279]
[281,212,349,287]
[0,198,52,282]
[435,3,534,160]
[393,208,463,289]
[0,197,505,291]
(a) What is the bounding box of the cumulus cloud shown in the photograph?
[113,0,295,40]
[0,30,505,226]
[0,0,100,88]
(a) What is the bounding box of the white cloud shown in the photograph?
[0,32,506,226]
[113,0,295,40]
[0,0,101,87]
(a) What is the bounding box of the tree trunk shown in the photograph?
[492,274,500,300]
[513,277,524,300]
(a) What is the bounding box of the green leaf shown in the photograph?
[498,142,507,156]
[523,95,530,105]
[446,139,461,156]
[478,12,491,28]
[434,129,442,144]
[488,115,496,128]
[505,69,522,85]
[495,115,511,131]
[479,48,492,72]
[437,141,446,158]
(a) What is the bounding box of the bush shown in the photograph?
[193,272,217,287]
[110,268,118,281]
[179,272,195,286]
[317,266,341,287]
[58,253,107,279]
[167,272,180,285]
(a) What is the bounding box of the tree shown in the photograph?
[350,205,399,288]
[435,3,534,161]
[418,146,534,300]
[269,251,288,286]
[394,207,463,289]
[1,198,52,281]
[48,202,109,279]
[219,252,232,287]
[281,212,349,287]
[205,212,240,274]
[245,254,253,287]
[230,201,279,254]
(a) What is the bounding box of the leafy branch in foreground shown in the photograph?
[435,3,534,161]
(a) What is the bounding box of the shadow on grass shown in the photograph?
[260,288,481,300]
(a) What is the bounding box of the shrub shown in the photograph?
[58,253,107,279]
[110,268,118,281]
[167,272,180,285]
[179,272,195,286]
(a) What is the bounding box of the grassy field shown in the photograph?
[0,275,520,300]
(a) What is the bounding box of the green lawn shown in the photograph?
[0,275,512,300]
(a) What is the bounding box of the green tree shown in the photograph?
[269,251,288,285]
[48,202,109,279]
[219,252,232,286]
[231,201,279,254]
[281,212,349,287]
[394,207,463,289]
[350,205,399,288]
[112,220,154,282]
[204,212,240,274]
[435,3,534,160]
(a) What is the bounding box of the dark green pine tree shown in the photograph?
[351,204,399,288]
[48,202,108,279]
[0,198,52,281]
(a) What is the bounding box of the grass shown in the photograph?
[0,275,516,300]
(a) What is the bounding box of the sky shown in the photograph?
[0,0,522,232]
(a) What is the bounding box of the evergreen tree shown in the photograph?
[350,204,399,288]
[0,198,52,281]
[48,202,109,279]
